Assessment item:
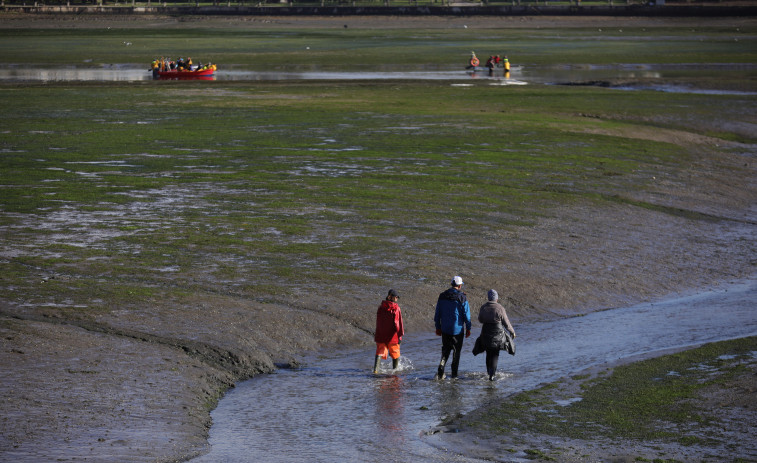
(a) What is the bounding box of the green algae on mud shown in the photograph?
[452,336,757,461]
[0,81,732,310]
[0,19,756,71]
[0,16,756,463]
[1,79,755,316]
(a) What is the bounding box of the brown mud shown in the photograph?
[0,12,755,30]
[438,350,757,462]
[1,13,756,463]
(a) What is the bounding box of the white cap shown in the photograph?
[452,276,464,286]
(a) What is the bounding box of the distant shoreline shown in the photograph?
[2,9,755,31]
[3,3,757,17]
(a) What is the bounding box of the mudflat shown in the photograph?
[0,12,755,462]
[440,336,757,462]
[0,12,755,29]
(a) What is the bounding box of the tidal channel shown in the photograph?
[192,279,756,463]
[2,63,755,94]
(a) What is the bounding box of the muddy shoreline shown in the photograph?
[3,155,754,461]
[2,12,757,30]
[437,337,757,462]
[5,4,757,18]
[1,13,756,463]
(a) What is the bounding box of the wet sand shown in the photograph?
[1,12,756,462]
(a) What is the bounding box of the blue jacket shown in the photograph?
[434,288,471,335]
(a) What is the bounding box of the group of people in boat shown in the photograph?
[151,57,216,73]
[468,51,511,72]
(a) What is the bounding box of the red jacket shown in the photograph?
[374,300,404,344]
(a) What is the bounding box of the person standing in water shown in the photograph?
[373,289,405,374]
[434,276,471,379]
[474,289,516,381]
[468,51,480,69]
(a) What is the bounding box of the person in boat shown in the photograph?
[472,289,516,381]
[373,289,404,374]
[434,275,471,380]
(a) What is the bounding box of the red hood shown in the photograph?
[379,300,400,314]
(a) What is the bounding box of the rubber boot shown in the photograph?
[392,357,400,369]
[372,355,381,374]
[435,358,446,380]
[450,354,459,378]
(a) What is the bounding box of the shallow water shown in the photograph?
[192,279,757,463]
[1,64,755,94]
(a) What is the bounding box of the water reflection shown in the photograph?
[373,375,406,445]
[435,379,465,425]
[1,63,754,89]
[155,74,216,81]
[193,279,757,463]
[0,67,153,82]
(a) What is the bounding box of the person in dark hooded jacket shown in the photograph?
[373,289,405,374]
[473,289,516,381]
[433,276,471,379]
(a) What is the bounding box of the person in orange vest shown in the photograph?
[373,289,405,374]
[469,51,480,68]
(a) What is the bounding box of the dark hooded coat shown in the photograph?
[472,301,516,355]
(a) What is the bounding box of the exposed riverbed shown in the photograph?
[1,13,755,463]
[192,279,757,462]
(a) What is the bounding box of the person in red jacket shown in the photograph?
[373,289,405,374]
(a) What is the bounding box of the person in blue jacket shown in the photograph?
[434,275,472,379]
